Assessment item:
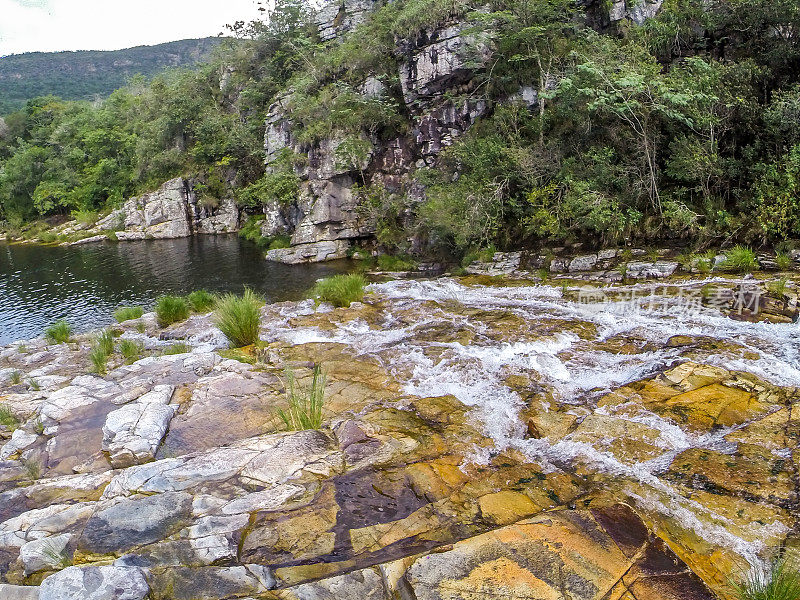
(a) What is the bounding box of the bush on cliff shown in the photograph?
[155,295,190,328]
[312,274,367,308]
[213,288,263,348]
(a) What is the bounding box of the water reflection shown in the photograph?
[0,236,353,344]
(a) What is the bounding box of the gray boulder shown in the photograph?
[39,566,149,600]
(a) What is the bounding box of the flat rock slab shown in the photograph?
[39,565,149,600]
[77,492,192,556]
[0,584,40,600]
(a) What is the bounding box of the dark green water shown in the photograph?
[0,235,353,344]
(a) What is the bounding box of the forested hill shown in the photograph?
[0,38,223,115]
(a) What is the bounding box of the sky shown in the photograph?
[0,0,265,56]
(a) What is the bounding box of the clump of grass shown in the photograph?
[95,330,115,356]
[733,554,800,600]
[38,231,57,243]
[114,306,144,323]
[376,254,417,271]
[720,246,760,273]
[163,342,190,355]
[312,274,367,308]
[72,209,98,227]
[767,278,790,298]
[278,365,326,431]
[0,404,20,431]
[155,295,190,328]
[28,378,41,391]
[88,345,109,375]
[22,456,43,480]
[135,322,147,334]
[776,251,793,271]
[187,289,216,313]
[33,419,45,435]
[9,370,22,385]
[16,344,28,354]
[213,288,263,348]
[118,339,143,364]
[45,320,72,344]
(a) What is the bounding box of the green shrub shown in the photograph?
[163,342,190,355]
[114,306,144,323]
[8,370,22,385]
[187,290,216,313]
[278,365,326,431]
[312,274,367,307]
[213,288,263,348]
[45,320,72,344]
[767,278,789,297]
[72,209,98,227]
[720,246,760,273]
[776,251,793,271]
[155,295,190,327]
[376,254,417,271]
[118,339,143,364]
[38,231,57,243]
[733,554,800,600]
[268,235,292,250]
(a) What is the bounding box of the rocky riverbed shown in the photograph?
[0,273,798,599]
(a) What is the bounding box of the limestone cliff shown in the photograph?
[262,0,664,263]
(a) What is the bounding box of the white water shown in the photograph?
[277,278,799,566]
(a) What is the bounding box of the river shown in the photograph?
[0,236,352,344]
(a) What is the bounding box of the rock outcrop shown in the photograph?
[1,273,799,597]
[261,0,665,263]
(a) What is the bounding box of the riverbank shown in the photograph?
[1,271,799,599]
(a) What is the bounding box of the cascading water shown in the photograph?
[274,277,800,567]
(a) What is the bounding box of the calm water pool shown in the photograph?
[0,236,353,344]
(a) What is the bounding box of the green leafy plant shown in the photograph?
[312,274,367,308]
[278,365,326,431]
[114,306,144,323]
[213,288,263,348]
[732,554,800,600]
[45,320,72,344]
[155,295,190,327]
[720,246,760,273]
[118,339,144,364]
[187,289,216,313]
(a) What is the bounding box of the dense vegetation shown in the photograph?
[1,0,799,254]
[0,38,222,115]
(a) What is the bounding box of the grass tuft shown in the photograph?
[720,246,760,273]
[163,342,190,355]
[45,320,72,344]
[376,254,417,272]
[9,370,22,385]
[213,288,263,348]
[114,306,144,323]
[118,339,144,364]
[95,330,115,356]
[155,295,190,328]
[187,289,217,313]
[312,274,367,307]
[0,404,20,431]
[278,365,326,431]
[88,345,109,375]
[776,251,793,271]
[733,554,800,600]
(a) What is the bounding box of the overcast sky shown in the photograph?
[0,0,264,56]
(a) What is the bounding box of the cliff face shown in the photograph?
[261,0,664,264]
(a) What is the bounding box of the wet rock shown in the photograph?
[39,565,149,600]
[77,492,192,556]
[147,565,275,600]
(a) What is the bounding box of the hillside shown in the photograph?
[0,38,224,114]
